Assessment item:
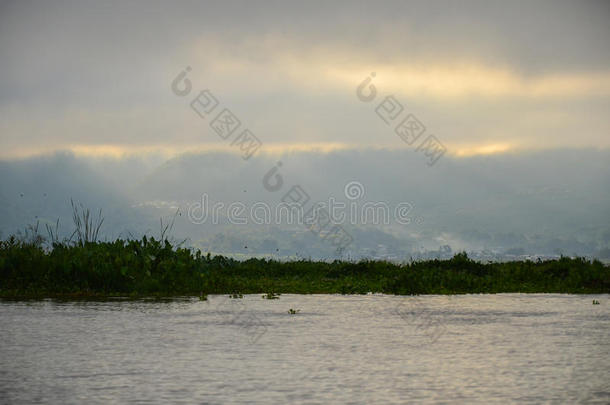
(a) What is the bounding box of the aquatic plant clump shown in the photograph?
[0,238,609,297]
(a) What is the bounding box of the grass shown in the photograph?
[1,236,609,298]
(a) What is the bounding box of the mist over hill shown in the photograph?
[1,148,609,261]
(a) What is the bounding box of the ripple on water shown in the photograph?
[0,294,608,404]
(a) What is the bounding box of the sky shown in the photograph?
[1,0,609,158]
[0,0,609,259]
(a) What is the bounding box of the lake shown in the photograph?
[1,294,608,404]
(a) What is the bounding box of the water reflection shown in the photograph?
[1,294,607,404]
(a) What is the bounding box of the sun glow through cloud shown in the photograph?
[1,2,609,160]
[191,38,610,99]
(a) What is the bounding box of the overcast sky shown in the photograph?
[1,1,609,257]
[1,0,609,158]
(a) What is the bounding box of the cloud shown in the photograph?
[186,36,610,99]
[2,21,610,157]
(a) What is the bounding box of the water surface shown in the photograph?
[1,294,608,404]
